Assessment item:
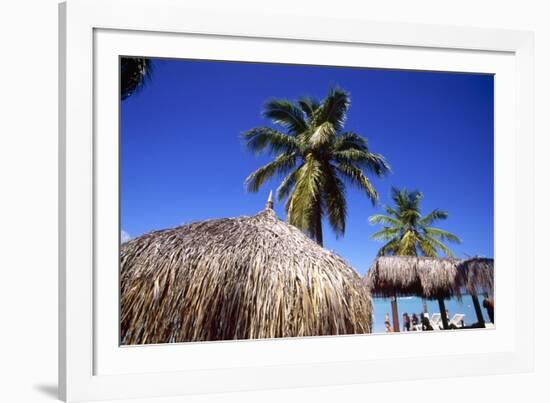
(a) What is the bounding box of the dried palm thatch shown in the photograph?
[363,256,423,298]
[455,257,494,296]
[120,205,372,345]
[364,256,460,300]
[416,257,459,300]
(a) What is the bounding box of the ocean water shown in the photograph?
[371,294,492,333]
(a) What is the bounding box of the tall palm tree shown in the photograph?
[370,188,460,258]
[243,88,390,246]
[369,187,461,330]
[121,57,152,100]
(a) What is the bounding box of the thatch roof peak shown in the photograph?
[265,190,274,210]
[121,207,372,344]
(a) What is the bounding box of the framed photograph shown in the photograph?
[59,0,534,401]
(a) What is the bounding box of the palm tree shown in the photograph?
[121,57,152,100]
[369,187,461,330]
[243,88,390,246]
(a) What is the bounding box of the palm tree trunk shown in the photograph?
[391,293,400,332]
[313,203,323,247]
[437,297,449,330]
[422,299,428,314]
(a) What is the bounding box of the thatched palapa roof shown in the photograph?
[121,199,372,345]
[364,256,459,300]
[455,257,494,296]
[364,256,494,300]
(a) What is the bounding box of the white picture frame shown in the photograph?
[59,0,534,401]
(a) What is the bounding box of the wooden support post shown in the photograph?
[437,297,449,330]
[471,293,485,327]
[422,298,428,314]
[391,294,400,332]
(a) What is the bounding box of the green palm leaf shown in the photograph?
[377,238,401,256]
[310,122,336,148]
[424,227,461,243]
[313,88,350,131]
[425,236,455,258]
[419,209,448,226]
[277,168,300,201]
[333,132,368,151]
[263,99,307,135]
[418,238,437,257]
[245,152,297,192]
[287,157,323,232]
[336,162,378,204]
[121,57,152,100]
[334,149,390,176]
[297,97,321,120]
[242,127,299,155]
[368,214,400,226]
[371,227,401,241]
[322,164,347,236]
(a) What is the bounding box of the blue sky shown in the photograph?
[121,58,494,280]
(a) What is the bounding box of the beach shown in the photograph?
[372,294,493,333]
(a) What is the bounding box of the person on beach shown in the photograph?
[483,296,495,323]
[420,313,433,331]
[403,312,411,332]
[411,313,419,330]
[385,313,392,332]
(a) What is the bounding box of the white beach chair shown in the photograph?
[449,313,465,328]
[430,313,442,330]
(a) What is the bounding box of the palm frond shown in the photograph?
[391,188,422,211]
[370,227,400,241]
[425,236,455,258]
[336,162,378,204]
[424,227,461,243]
[410,190,423,210]
[245,153,297,192]
[334,149,390,176]
[121,57,153,100]
[418,238,437,257]
[287,157,323,230]
[377,238,400,256]
[383,205,400,217]
[263,99,307,135]
[277,168,300,201]
[323,164,347,236]
[297,97,321,120]
[397,230,418,256]
[333,132,368,151]
[242,127,299,155]
[313,88,350,131]
[401,208,422,221]
[310,122,336,148]
[419,209,449,226]
[368,214,400,226]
